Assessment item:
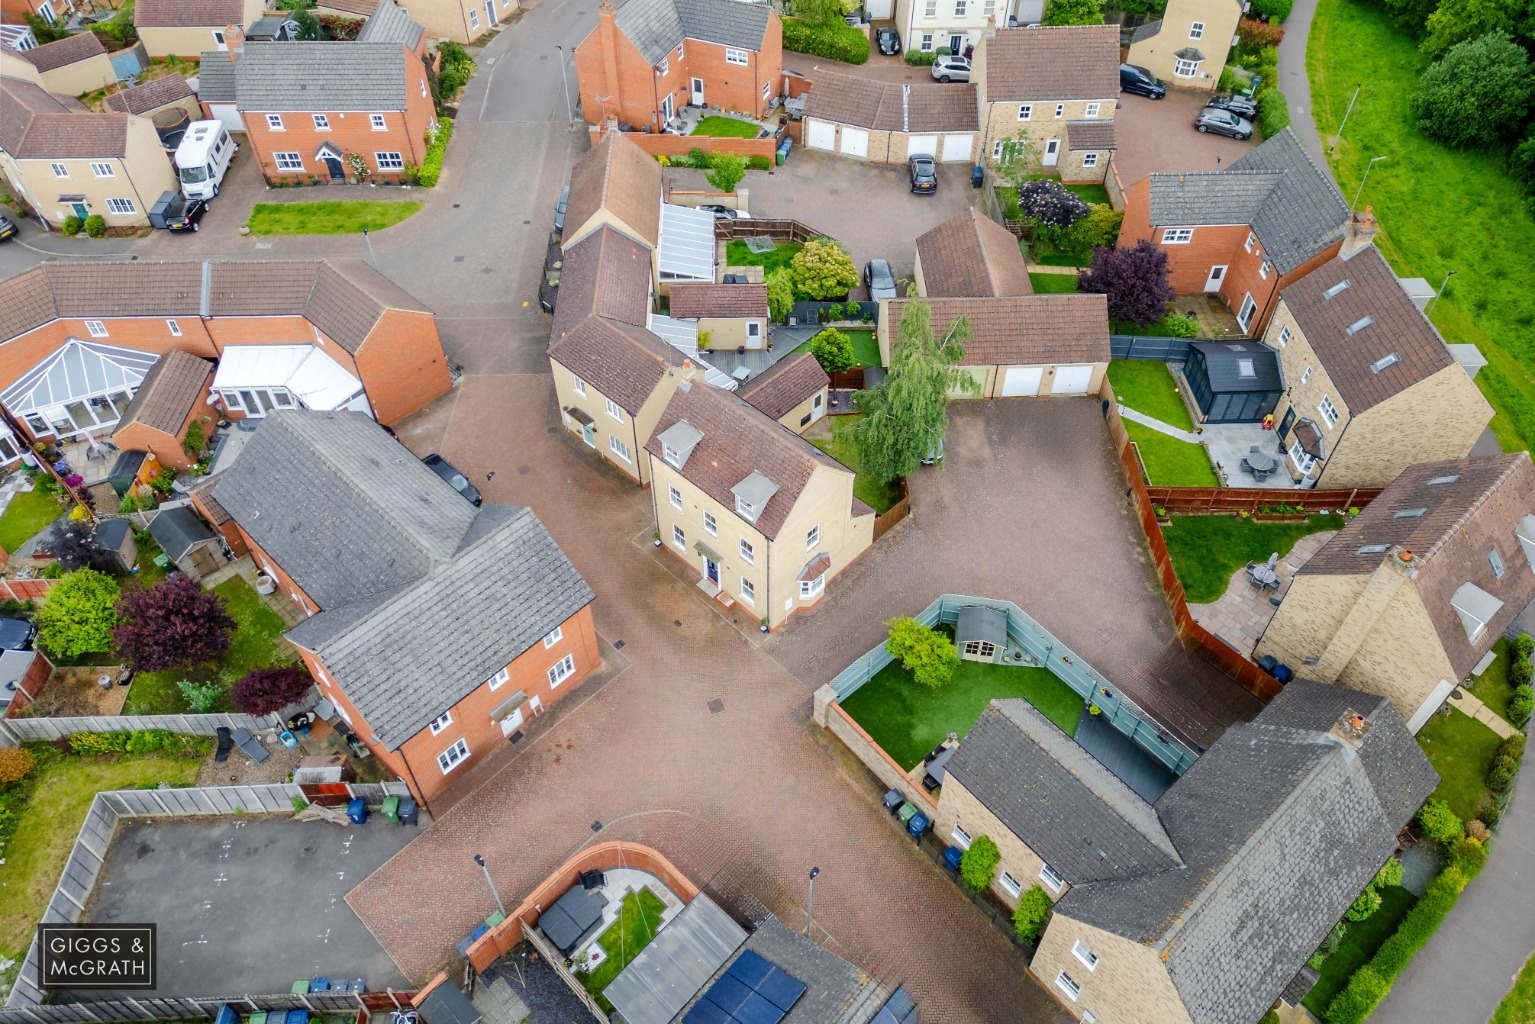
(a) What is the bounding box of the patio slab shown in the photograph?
[1187,530,1337,656]
[1201,422,1308,489]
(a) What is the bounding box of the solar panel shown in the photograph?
[704,974,753,1015]
[732,993,783,1024]
[755,969,807,1013]
[695,951,808,1024]
[683,1000,732,1024]
[725,951,774,989]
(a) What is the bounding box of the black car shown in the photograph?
[0,616,37,651]
[422,453,483,505]
[1119,63,1166,99]
[164,196,207,232]
[1193,107,1254,140]
[1205,93,1259,119]
[908,154,937,194]
[876,27,900,55]
[0,214,16,241]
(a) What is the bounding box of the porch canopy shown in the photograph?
[211,345,366,412]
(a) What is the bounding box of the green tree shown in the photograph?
[1412,33,1535,148]
[994,133,1033,188]
[766,267,795,322]
[706,152,746,194]
[1012,886,1053,945]
[790,238,858,300]
[810,328,855,374]
[1042,0,1104,25]
[1422,0,1527,56]
[852,300,977,483]
[24,13,69,42]
[290,0,325,40]
[35,568,120,659]
[104,0,136,41]
[959,836,1001,893]
[884,616,960,689]
[790,0,846,27]
[1381,0,1439,36]
[1416,797,1464,845]
[1373,858,1404,890]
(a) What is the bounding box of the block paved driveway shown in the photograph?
[1111,88,1258,187]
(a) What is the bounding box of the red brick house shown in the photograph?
[203,409,598,810]
[574,0,783,133]
[1116,128,1362,336]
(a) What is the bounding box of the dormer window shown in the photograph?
[1452,582,1504,643]
[736,496,757,521]
[731,471,779,526]
[663,443,681,468]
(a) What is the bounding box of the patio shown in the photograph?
[667,107,775,140]
[1187,530,1337,656]
[1201,422,1310,489]
[573,867,687,973]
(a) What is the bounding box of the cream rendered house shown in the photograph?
[668,283,769,351]
[891,0,1022,58]
[737,352,829,434]
[1125,0,1242,92]
[134,0,265,58]
[6,32,118,96]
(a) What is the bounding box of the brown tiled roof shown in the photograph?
[915,208,1033,298]
[0,77,127,159]
[105,74,193,114]
[115,349,213,435]
[886,295,1109,366]
[737,352,828,420]
[1280,246,1453,414]
[12,31,105,72]
[564,129,662,249]
[317,0,377,14]
[667,283,768,320]
[644,380,853,540]
[551,225,652,341]
[804,72,978,132]
[1066,119,1116,151]
[981,25,1120,101]
[1299,453,1535,679]
[797,553,831,582]
[0,78,69,154]
[189,475,232,523]
[135,0,245,28]
[852,495,874,517]
[1292,418,1324,459]
[548,315,675,414]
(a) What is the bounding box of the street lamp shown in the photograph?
[805,867,820,937]
[474,853,507,917]
[1427,269,1457,316]
[556,45,575,129]
[1332,82,1362,151]
[1351,155,1387,212]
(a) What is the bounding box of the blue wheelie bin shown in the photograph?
[347,797,367,825]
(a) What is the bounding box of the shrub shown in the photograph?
[1487,753,1519,792]
[1256,89,1291,138]
[83,215,106,238]
[124,729,174,754]
[1042,0,1105,25]
[959,836,1000,893]
[745,155,772,171]
[114,576,236,672]
[1450,835,1487,874]
[1466,819,1492,841]
[1483,799,1504,829]
[904,49,938,65]
[317,13,360,38]
[232,667,314,716]
[1012,886,1053,945]
[177,678,223,713]
[36,569,120,659]
[781,17,870,64]
[1309,921,1348,968]
[1015,179,1089,229]
[1516,633,1534,660]
[707,152,746,194]
[1079,240,1175,327]
[1498,733,1525,761]
[1374,858,1404,890]
[790,238,858,300]
[885,616,960,689]
[417,118,453,187]
[1325,965,1389,1024]
[1049,203,1123,259]
[1247,0,1293,19]
[1156,313,1200,338]
[1509,654,1532,688]
[766,268,795,322]
[1509,687,1534,727]
[1412,33,1535,149]
[62,216,82,236]
[69,731,130,755]
[0,746,35,783]
[436,39,476,95]
[1345,886,1382,921]
[1416,798,1463,844]
[1236,16,1284,57]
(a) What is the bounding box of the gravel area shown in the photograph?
[195,738,303,787]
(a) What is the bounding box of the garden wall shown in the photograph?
[1104,154,1126,210]
[818,695,936,812]
[629,133,779,160]
[0,708,290,745]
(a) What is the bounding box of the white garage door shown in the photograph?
[1001,366,1043,397]
[840,127,869,159]
[940,134,973,162]
[208,103,244,133]
[907,135,937,157]
[806,120,836,151]
[1053,365,1095,395]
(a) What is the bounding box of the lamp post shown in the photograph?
[474,853,507,917]
[556,45,575,129]
[1332,82,1362,151]
[1427,269,1457,315]
[805,867,820,938]
[1351,155,1387,212]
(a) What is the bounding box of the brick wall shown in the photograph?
[353,309,454,426]
[113,367,215,470]
[0,320,216,398]
[626,133,779,160]
[236,525,321,616]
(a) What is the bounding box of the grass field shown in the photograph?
[1124,421,1219,487]
[792,329,882,367]
[0,485,59,554]
[809,414,903,514]
[1163,514,1337,603]
[1466,636,1521,726]
[246,201,422,235]
[725,240,801,276]
[1308,0,1535,453]
[1303,885,1418,1015]
[691,116,762,139]
[581,887,668,1010]
[1491,949,1535,1024]
[1109,360,1194,431]
[1028,272,1079,293]
[1416,706,1501,821]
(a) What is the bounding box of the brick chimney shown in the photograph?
[224,24,243,64]
[597,0,622,126]
[1339,204,1380,260]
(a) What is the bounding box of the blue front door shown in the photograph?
[706,559,719,584]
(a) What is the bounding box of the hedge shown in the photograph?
[904,50,938,65]
[1257,89,1291,138]
[417,117,453,187]
[781,16,869,64]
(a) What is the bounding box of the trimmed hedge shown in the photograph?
[781,16,869,64]
[904,49,938,65]
[417,118,453,187]
[1257,89,1291,138]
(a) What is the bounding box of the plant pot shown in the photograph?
[254,575,277,596]
[759,624,769,633]
[653,539,662,548]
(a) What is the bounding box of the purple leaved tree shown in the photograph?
[232,667,314,716]
[1078,239,1176,328]
[113,576,235,672]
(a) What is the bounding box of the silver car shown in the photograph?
[931,56,971,83]
[863,259,897,300]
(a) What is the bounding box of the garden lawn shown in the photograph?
[1302,885,1417,1016]
[1124,421,1219,488]
[0,751,201,954]
[841,633,1084,769]
[580,887,668,1011]
[1162,514,1337,604]
[725,240,801,276]
[792,329,881,368]
[691,116,761,139]
[0,486,60,554]
[1028,273,1078,293]
[1466,636,1520,727]
[246,201,422,236]
[1491,949,1535,1024]
[1035,252,1091,268]
[1308,0,1535,454]
[1109,360,1194,431]
[809,415,902,514]
[1416,706,1500,822]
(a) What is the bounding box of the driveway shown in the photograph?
[1112,89,1257,186]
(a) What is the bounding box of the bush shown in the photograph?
[1325,965,1390,1024]
[1015,179,1090,229]
[1498,733,1525,761]
[124,729,174,754]
[707,151,746,194]
[36,569,120,659]
[1509,687,1534,727]
[177,678,223,713]
[232,667,314,716]
[1487,753,1520,792]
[745,155,771,171]
[417,118,453,187]
[1346,886,1383,921]
[1042,0,1105,25]
[436,39,476,95]
[62,216,82,236]
[791,238,858,300]
[115,576,236,672]
[317,13,361,38]
[83,215,106,238]
[959,836,1000,893]
[1236,16,1284,57]
[1466,819,1492,841]
[766,268,795,322]
[0,746,36,783]
[1449,835,1487,874]
[183,419,206,458]
[1256,89,1291,137]
[1247,0,1293,19]
[904,50,938,65]
[1374,858,1404,890]
[1516,633,1534,660]
[885,616,960,689]
[69,731,130,755]
[1416,798,1463,844]
[781,16,869,64]
[1012,885,1053,945]
[1509,654,1532,688]
[1412,33,1535,149]
[1156,313,1200,338]
[1048,203,1123,259]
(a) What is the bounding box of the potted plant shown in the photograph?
[1153,505,1170,525]
[759,617,769,634]
[652,531,662,548]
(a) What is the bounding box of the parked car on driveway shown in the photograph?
[1204,93,1258,119]
[1119,63,1166,99]
[422,454,483,506]
[697,204,752,220]
[0,616,37,650]
[0,215,17,242]
[931,56,970,82]
[863,259,897,300]
[163,195,207,232]
[877,27,900,54]
[908,154,937,194]
[1193,107,1253,140]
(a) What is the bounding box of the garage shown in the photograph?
[806,120,836,151]
[907,135,938,157]
[1001,367,1043,396]
[207,102,243,133]
[1052,365,1095,395]
[801,73,977,165]
[940,134,973,163]
[840,127,869,159]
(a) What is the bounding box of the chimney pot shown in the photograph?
[1401,550,1412,561]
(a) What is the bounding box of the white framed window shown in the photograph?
[999,872,1022,897]
[1039,862,1065,892]
[275,152,303,171]
[376,152,404,171]
[725,48,748,65]
[312,114,331,130]
[167,320,181,336]
[1237,293,1257,330]
[421,79,429,98]
[1017,103,1032,120]
[1174,57,1200,77]
[1072,940,1099,970]
[105,198,135,215]
[1289,441,1316,475]
[992,140,1004,158]
[1319,395,1339,428]
[740,538,755,564]
[428,710,453,735]
[487,666,510,690]
[920,33,934,50]
[1055,972,1080,1002]
[740,577,756,604]
[703,511,717,536]
[547,653,576,688]
[806,525,820,549]
[90,162,115,178]
[370,113,387,130]
[1277,325,1290,348]
[1301,365,1313,384]
[605,398,625,423]
[799,574,825,598]
[669,484,683,510]
[950,824,972,849]
[1082,153,1098,168]
[267,114,284,131]
[662,443,681,467]
[924,0,936,14]
[677,42,684,58]
[1054,103,1064,118]
[572,375,586,396]
[469,8,479,28]
[609,435,632,462]
[736,495,759,522]
[984,0,995,12]
[657,57,669,76]
[50,163,67,178]
[212,28,225,46]
[1189,20,1204,38]
[763,82,771,101]
[1085,102,1100,117]
[437,738,469,774]
[1259,260,1271,280]
[673,524,686,548]
[84,320,107,337]
[1161,227,1194,244]
[543,625,564,648]
[954,0,966,15]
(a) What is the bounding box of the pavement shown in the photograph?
[1110,89,1257,186]
[1276,0,1328,170]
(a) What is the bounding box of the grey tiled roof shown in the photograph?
[1130,18,1162,42]
[147,505,217,561]
[615,0,772,67]
[1228,128,1350,274]
[356,0,424,49]
[195,51,236,102]
[234,42,407,112]
[1146,170,1282,230]
[105,74,194,114]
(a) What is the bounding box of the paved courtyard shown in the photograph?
[1188,530,1337,656]
[1111,89,1258,187]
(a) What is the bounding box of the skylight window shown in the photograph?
[1358,544,1390,554]
[1347,316,1375,336]
[1368,351,1399,372]
[1393,508,1427,518]
[1323,280,1350,299]
[1428,475,1460,485]
[1237,359,1256,378]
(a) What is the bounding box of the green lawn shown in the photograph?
[1028,272,1079,293]
[809,414,903,515]
[1491,949,1535,1024]
[580,887,668,1010]
[1302,885,1417,1016]
[1416,706,1500,822]
[1466,636,1521,726]
[0,486,60,554]
[841,631,1084,769]
[1035,252,1092,267]
[1162,514,1337,603]
[1108,360,1194,431]
[1309,0,1535,454]
[0,748,202,954]
[1124,421,1219,488]
[126,576,290,715]
[725,240,801,276]
[246,201,422,236]
[691,116,762,139]
[792,329,882,368]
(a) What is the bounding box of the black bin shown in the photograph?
[971,166,984,189]
[398,796,419,826]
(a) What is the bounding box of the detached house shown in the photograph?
[1258,454,1535,732]
[1117,128,1354,335]
[5,32,117,96]
[1261,245,1492,488]
[134,0,265,58]
[208,409,597,809]
[1124,0,1241,92]
[646,382,873,630]
[972,25,1119,184]
[574,0,783,134]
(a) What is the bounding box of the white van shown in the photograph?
[174,121,237,200]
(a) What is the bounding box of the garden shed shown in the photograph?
[95,518,137,574]
[955,605,1006,663]
[147,505,227,577]
[1183,341,1283,424]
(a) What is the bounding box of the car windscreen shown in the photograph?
[180,166,208,183]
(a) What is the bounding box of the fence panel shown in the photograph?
[0,709,283,746]
[1146,485,1380,513]
[2,989,398,1024]
[1109,335,1194,361]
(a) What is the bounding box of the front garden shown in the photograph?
[1303,882,1417,1015]
[1466,635,1529,728]
[808,415,903,515]
[1162,514,1338,603]
[576,887,668,1011]
[1415,706,1503,821]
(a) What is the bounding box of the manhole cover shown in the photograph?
[742,235,777,254]
[708,698,725,715]
[674,619,683,627]
[481,266,493,274]
[453,255,465,262]
[517,465,530,475]
[614,639,626,649]
[591,820,602,832]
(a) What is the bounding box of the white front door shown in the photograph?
[940,134,973,162]
[811,391,824,422]
[908,135,938,157]
[1204,265,1226,292]
[1043,139,1060,166]
[499,705,524,736]
[661,94,674,126]
[840,128,869,158]
[691,78,705,105]
[1001,366,1043,396]
[485,0,497,25]
[1052,365,1094,395]
[806,120,837,151]
[1237,292,1257,332]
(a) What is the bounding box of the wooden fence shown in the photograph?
[872,477,910,542]
[715,217,827,245]
[828,368,866,390]
[1146,485,1381,514]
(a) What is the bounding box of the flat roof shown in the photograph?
[603,895,747,1024]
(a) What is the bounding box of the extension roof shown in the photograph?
[614,0,773,67]
[104,73,194,114]
[135,0,246,27]
[736,352,828,421]
[884,295,1109,367]
[980,25,1120,101]
[1188,341,1281,393]
[195,51,236,103]
[114,349,213,436]
[355,0,424,48]
[234,42,409,112]
[564,129,663,249]
[1065,118,1115,152]
[11,31,105,72]
[803,72,978,133]
[0,76,126,160]
[915,208,1032,298]
[667,282,769,319]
